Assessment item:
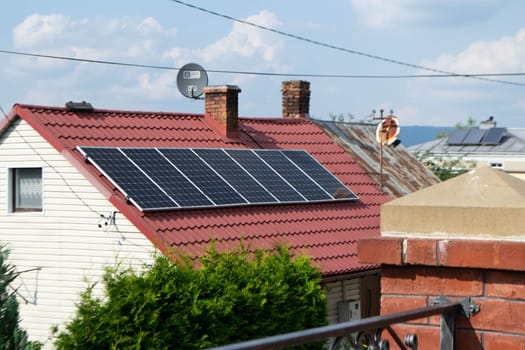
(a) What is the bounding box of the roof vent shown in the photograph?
[65,101,94,112]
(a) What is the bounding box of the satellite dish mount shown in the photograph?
[373,109,401,193]
[177,63,209,100]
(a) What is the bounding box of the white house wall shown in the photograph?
[0,119,155,348]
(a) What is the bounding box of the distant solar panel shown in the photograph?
[482,127,506,145]
[446,129,469,145]
[77,147,359,211]
[462,129,487,145]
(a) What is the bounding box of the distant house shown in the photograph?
[409,118,525,180]
[0,81,389,346]
[316,121,439,197]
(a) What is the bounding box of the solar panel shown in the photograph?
[121,148,213,208]
[446,129,469,145]
[158,148,247,206]
[482,127,506,145]
[78,147,177,210]
[255,150,332,201]
[193,149,277,204]
[282,150,358,199]
[225,149,305,203]
[462,129,487,145]
[78,146,359,211]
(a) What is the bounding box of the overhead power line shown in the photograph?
[1,49,525,82]
[169,0,525,87]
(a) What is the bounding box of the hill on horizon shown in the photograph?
[400,125,454,147]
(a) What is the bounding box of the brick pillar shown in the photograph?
[203,85,241,139]
[358,237,525,349]
[281,80,310,118]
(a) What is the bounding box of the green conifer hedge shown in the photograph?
[55,244,327,349]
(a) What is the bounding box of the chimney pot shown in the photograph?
[281,80,310,118]
[203,85,241,139]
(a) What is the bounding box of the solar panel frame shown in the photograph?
[78,146,360,212]
[158,148,247,206]
[282,150,358,200]
[461,129,487,145]
[446,129,469,145]
[120,148,214,208]
[254,149,332,201]
[225,149,306,203]
[482,127,506,145]
[77,146,178,211]
[193,149,278,205]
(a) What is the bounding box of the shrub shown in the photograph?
[55,244,327,349]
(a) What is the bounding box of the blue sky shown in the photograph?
[1,0,524,126]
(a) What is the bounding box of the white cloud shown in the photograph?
[404,55,525,125]
[164,10,283,65]
[163,10,285,86]
[6,10,285,110]
[12,14,176,59]
[351,0,513,29]
[399,27,525,125]
[13,14,70,47]
[423,28,525,74]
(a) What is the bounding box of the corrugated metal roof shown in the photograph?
[315,121,439,198]
[7,104,391,277]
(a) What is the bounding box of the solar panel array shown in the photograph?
[446,128,506,146]
[77,147,358,211]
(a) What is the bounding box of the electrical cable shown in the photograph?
[1,49,525,82]
[168,0,525,87]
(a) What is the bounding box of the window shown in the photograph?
[10,168,43,212]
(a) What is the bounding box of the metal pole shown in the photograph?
[440,312,455,350]
[378,109,384,193]
[379,138,383,192]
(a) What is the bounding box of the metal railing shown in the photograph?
[206,297,479,350]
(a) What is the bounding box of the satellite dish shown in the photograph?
[376,115,400,145]
[176,63,208,99]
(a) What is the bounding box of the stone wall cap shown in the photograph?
[385,166,525,208]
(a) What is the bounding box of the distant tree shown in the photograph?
[454,116,477,130]
[435,116,478,139]
[329,112,368,123]
[434,130,450,139]
[55,243,327,350]
[0,245,41,350]
[415,151,475,181]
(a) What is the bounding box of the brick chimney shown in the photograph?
[203,85,241,139]
[282,80,310,118]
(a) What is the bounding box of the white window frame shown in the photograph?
[6,165,45,215]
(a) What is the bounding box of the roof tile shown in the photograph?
[11,103,389,276]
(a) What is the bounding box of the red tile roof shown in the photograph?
[6,104,390,277]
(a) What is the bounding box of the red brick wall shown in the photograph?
[281,80,310,118]
[203,85,241,139]
[358,237,525,349]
